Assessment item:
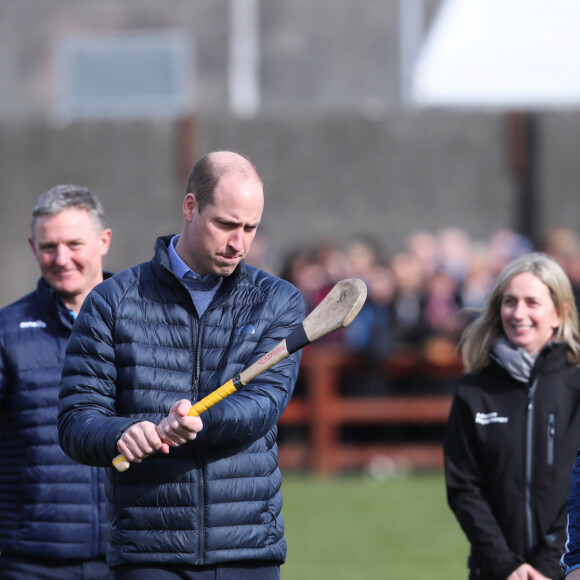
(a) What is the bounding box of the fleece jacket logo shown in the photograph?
[475,412,509,425]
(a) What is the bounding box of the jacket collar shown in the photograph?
[153,234,248,291]
[490,339,569,382]
[36,271,113,329]
[531,341,569,378]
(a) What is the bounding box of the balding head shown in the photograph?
[185,151,263,213]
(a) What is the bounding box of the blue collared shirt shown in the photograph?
[168,235,222,316]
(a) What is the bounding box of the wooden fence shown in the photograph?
[277,344,463,476]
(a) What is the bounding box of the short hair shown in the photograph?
[30,184,106,238]
[460,252,580,372]
[185,151,263,213]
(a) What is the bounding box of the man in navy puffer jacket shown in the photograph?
[0,185,113,579]
[58,151,305,580]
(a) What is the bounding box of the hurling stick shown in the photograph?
[112,277,367,472]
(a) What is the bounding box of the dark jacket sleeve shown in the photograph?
[58,283,139,467]
[530,501,567,579]
[444,390,525,578]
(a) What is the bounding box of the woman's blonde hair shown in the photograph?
[460,252,580,373]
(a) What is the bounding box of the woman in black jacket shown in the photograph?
[444,252,580,580]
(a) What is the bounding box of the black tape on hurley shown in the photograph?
[285,323,311,354]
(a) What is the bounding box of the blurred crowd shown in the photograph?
[248,225,580,366]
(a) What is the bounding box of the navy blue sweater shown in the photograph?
[58,236,305,568]
[0,277,108,562]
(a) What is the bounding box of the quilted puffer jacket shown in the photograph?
[58,235,305,569]
[0,277,109,562]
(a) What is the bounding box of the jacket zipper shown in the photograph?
[186,279,234,564]
[525,378,538,554]
[191,313,205,563]
[547,413,555,466]
[191,316,202,402]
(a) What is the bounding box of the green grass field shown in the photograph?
[281,470,469,580]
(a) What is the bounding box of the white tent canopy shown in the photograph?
[411,0,580,110]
